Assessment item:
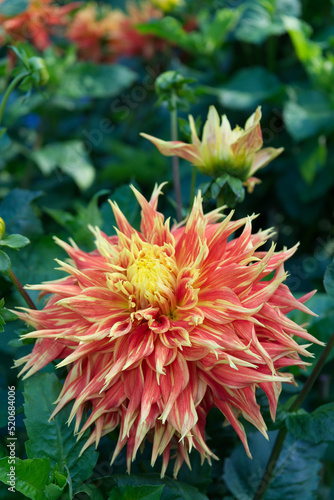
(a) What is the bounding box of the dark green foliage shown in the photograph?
[286,403,334,443]
[23,373,98,489]
[223,432,327,500]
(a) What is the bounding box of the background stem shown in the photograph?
[190,166,197,206]
[0,73,28,127]
[217,191,225,208]
[170,93,182,221]
[9,270,37,310]
[253,331,334,500]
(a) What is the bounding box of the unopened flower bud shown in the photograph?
[0,217,5,239]
[29,57,49,86]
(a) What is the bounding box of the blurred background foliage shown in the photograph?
[0,0,334,499]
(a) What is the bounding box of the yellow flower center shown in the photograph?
[127,243,177,310]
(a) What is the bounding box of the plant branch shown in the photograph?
[9,270,37,310]
[170,92,182,221]
[190,166,197,206]
[290,331,334,412]
[0,72,29,127]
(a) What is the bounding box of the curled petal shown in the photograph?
[16,184,320,477]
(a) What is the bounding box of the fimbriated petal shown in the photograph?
[15,184,320,477]
[189,114,201,146]
[140,133,202,164]
[250,147,284,175]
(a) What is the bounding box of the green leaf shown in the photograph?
[139,8,240,55]
[4,93,45,125]
[57,63,137,99]
[45,190,107,247]
[0,234,30,249]
[298,136,327,184]
[283,90,334,141]
[0,250,11,276]
[30,141,95,191]
[223,431,326,499]
[235,0,301,44]
[0,457,50,500]
[138,17,198,53]
[199,8,241,52]
[0,189,43,239]
[100,141,168,185]
[224,176,245,207]
[286,403,334,444]
[109,485,164,500]
[74,483,105,500]
[216,67,283,109]
[23,372,98,490]
[8,45,30,69]
[8,236,65,289]
[324,259,334,300]
[54,471,67,489]
[1,309,17,322]
[0,0,28,16]
[43,482,66,500]
[208,175,245,207]
[42,470,68,499]
[0,299,18,333]
[112,474,209,500]
[284,16,321,63]
[0,388,10,427]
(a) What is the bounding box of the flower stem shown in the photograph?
[170,92,182,221]
[290,332,334,412]
[253,331,334,500]
[0,73,29,127]
[190,166,197,206]
[253,426,288,500]
[217,191,225,208]
[9,270,37,310]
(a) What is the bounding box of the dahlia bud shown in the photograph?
[28,57,49,86]
[0,218,5,239]
[155,70,195,110]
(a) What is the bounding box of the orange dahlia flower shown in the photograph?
[0,0,80,50]
[111,1,164,60]
[16,185,320,477]
[67,1,163,62]
[67,3,127,62]
[142,107,284,193]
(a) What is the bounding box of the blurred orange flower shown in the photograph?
[67,1,164,62]
[67,3,127,62]
[119,1,164,59]
[0,0,80,50]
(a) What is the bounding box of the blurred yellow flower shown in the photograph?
[151,0,183,12]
